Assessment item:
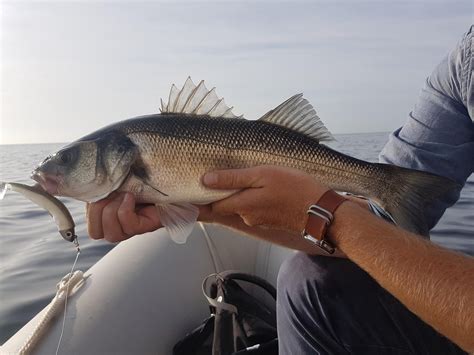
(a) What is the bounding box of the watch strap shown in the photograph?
[303,190,347,254]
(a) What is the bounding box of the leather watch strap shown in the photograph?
[303,190,347,254]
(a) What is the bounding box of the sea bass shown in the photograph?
[31,78,456,243]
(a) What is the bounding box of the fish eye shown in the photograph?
[117,146,125,154]
[58,150,75,165]
[60,153,70,164]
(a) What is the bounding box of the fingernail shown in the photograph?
[203,173,217,186]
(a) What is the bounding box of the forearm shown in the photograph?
[330,202,474,352]
[199,194,368,257]
[201,213,347,257]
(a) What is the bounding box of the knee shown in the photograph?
[278,253,338,295]
[276,253,359,349]
[277,253,362,310]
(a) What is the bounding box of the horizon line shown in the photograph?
[0,130,392,146]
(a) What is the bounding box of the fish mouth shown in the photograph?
[31,171,62,195]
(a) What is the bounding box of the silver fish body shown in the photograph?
[32,78,457,242]
[88,114,387,204]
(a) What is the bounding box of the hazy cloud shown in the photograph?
[1,0,472,144]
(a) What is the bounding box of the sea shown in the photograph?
[0,132,473,344]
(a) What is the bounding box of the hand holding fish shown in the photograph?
[202,165,330,234]
[85,166,328,242]
[86,192,162,243]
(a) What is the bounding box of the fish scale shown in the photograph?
[117,115,387,205]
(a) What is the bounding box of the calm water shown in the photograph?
[0,133,473,343]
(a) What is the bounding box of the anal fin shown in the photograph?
[156,203,199,244]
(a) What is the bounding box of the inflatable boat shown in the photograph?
[1,223,293,354]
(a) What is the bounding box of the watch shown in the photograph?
[302,189,347,254]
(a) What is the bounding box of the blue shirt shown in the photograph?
[379,25,474,231]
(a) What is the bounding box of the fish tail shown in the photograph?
[375,164,459,237]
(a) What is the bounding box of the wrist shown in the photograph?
[328,201,364,248]
[301,190,348,254]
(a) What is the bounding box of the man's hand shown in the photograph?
[202,165,329,234]
[86,192,162,242]
[84,165,331,242]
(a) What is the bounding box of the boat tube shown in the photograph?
[1,224,292,354]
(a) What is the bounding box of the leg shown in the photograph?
[277,252,466,355]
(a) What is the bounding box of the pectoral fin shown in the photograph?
[156,202,200,244]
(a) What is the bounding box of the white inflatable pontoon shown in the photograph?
[1,224,293,354]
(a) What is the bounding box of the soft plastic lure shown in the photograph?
[0,181,76,242]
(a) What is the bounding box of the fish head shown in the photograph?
[32,133,138,202]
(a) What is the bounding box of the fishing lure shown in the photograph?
[0,181,76,242]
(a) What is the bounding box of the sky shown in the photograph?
[1,0,472,144]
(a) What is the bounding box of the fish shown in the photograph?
[0,181,76,242]
[31,77,457,243]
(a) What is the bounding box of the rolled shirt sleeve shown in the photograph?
[379,25,474,231]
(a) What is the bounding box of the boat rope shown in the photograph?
[55,239,81,355]
[18,241,84,355]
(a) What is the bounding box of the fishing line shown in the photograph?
[55,237,81,355]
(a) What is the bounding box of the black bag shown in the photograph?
[173,271,278,355]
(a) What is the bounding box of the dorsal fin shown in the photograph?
[259,94,334,142]
[160,77,242,118]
